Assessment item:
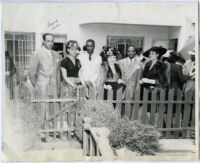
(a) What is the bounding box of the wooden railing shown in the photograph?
[30,97,78,142]
[79,86,195,138]
[83,117,114,157]
[10,83,195,141]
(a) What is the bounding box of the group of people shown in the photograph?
[27,33,195,120]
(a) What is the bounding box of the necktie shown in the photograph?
[89,55,91,61]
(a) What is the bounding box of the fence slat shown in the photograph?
[149,88,157,126]
[191,92,195,127]
[191,102,195,127]
[141,88,149,124]
[107,90,113,101]
[166,89,174,138]
[67,111,71,139]
[79,86,86,97]
[124,89,132,119]
[45,123,49,142]
[116,87,123,113]
[182,90,193,138]
[60,111,64,140]
[96,146,100,156]
[89,87,95,99]
[97,87,104,100]
[131,88,140,121]
[174,89,183,138]
[54,115,57,140]
[89,135,95,156]
[157,89,166,129]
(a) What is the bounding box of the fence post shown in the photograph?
[83,117,91,156]
[96,127,114,156]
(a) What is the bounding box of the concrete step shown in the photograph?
[23,140,83,161]
[24,148,84,161]
[156,139,195,156]
[29,140,82,151]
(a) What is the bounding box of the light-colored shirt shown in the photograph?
[78,51,102,85]
[127,57,135,65]
[189,61,195,76]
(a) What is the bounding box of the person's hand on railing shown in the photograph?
[76,84,85,90]
[117,78,125,84]
[104,84,112,90]
[85,80,93,87]
[140,78,156,84]
[139,79,144,84]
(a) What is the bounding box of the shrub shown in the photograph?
[75,100,161,155]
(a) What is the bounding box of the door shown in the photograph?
[107,36,144,59]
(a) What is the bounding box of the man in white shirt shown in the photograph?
[78,39,102,88]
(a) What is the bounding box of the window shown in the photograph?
[41,33,67,59]
[107,36,144,58]
[52,34,67,58]
[5,32,35,71]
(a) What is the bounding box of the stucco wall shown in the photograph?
[2,2,197,53]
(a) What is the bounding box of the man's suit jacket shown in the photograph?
[182,59,195,93]
[28,46,60,97]
[168,63,187,90]
[183,60,194,76]
[118,57,142,97]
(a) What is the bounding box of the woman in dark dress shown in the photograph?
[103,47,126,100]
[60,40,83,133]
[140,47,169,89]
[60,40,82,98]
[139,47,169,124]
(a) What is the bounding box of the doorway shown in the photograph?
[107,36,144,58]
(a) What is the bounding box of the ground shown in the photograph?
[2,94,196,161]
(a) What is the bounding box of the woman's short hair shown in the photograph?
[106,47,118,57]
[65,40,80,54]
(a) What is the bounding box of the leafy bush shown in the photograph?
[75,100,161,155]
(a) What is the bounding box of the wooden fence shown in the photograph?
[79,86,195,138]
[83,117,114,156]
[30,97,79,142]
[10,83,195,139]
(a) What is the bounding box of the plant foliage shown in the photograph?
[75,100,161,155]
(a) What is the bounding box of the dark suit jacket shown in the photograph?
[168,63,187,90]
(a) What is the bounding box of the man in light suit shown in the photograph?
[118,45,142,98]
[183,49,195,93]
[28,33,60,121]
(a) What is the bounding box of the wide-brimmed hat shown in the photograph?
[163,50,186,64]
[188,48,195,55]
[143,46,167,58]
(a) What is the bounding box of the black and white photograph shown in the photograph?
[2,1,199,161]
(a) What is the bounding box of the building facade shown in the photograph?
[3,2,197,71]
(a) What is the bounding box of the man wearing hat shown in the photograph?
[183,48,195,93]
